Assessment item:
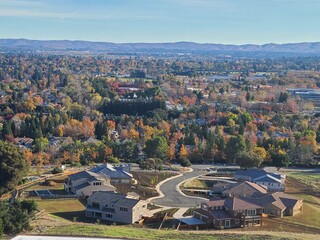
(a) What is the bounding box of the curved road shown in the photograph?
[150,168,208,208]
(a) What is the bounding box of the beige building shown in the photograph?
[64,170,115,198]
[86,191,148,224]
[243,192,303,217]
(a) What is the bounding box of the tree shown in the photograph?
[278,92,289,103]
[0,217,3,238]
[0,141,29,195]
[235,152,263,169]
[180,157,191,167]
[179,144,188,159]
[33,137,49,153]
[144,136,168,159]
[271,150,290,170]
[0,200,37,235]
[225,136,246,163]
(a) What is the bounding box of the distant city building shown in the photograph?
[287,88,320,102]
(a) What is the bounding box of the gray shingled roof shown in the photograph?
[69,170,101,181]
[74,182,90,190]
[88,191,140,208]
[91,164,133,179]
[211,210,232,220]
[235,169,282,182]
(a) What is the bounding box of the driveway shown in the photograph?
[150,168,208,208]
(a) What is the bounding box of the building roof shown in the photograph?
[210,210,232,220]
[241,192,301,210]
[205,197,262,211]
[254,174,281,183]
[91,164,133,179]
[68,170,101,181]
[222,181,267,197]
[74,182,91,190]
[224,197,262,211]
[88,191,140,208]
[235,168,283,183]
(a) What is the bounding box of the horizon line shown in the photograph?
[1,38,320,46]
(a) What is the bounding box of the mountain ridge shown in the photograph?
[1,38,320,53]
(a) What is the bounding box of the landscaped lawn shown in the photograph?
[181,178,210,189]
[280,203,320,229]
[36,199,86,213]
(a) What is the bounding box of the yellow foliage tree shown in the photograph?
[179,144,188,159]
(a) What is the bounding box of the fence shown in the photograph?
[40,194,77,199]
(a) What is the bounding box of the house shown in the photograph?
[64,170,115,198]
[242,192,303,217]
[234,168,285,191]
[193,197,263,229]
[221,181,268,198]
[13,137,34,150]
[86,191,148,224]
[90,163,133,184]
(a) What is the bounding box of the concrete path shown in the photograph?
[172,207,189,219]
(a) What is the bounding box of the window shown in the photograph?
[93,182,102,186]
[247,209,256,216]
[92,202,100,209]
[235,219,240,225]
[105,214,113,219]
[120,207,128,212]
[225,220,230,227]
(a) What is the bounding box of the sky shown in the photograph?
[0,0,319,44]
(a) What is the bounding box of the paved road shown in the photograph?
[150,168,208,208]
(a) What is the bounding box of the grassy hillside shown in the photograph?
[44,224,317,240]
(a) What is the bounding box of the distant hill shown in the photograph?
[1,38,320,54]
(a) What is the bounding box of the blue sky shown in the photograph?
[0,0,319,44]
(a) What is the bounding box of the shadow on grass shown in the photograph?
[51,210,128,226]
[52,210,93,223]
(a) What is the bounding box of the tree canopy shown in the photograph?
[0,141,29,195]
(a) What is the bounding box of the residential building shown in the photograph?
[86,191,148,224]
[90,163,133,184]
[193,197,263,229]
[234,168,286,191]
[221,181,268,198]
[243,192,303,217]
[64,170,115,198]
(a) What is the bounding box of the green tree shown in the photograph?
[225,135,246,163]
[144,136,168,159]
[271,151,290,170]
[0,141,29,195]
[278,92,289,103]
[0,217,3,238]
[235,152,263,169]
[0,200,37,235]
[33,137,49,153]
[180,157,191,167]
